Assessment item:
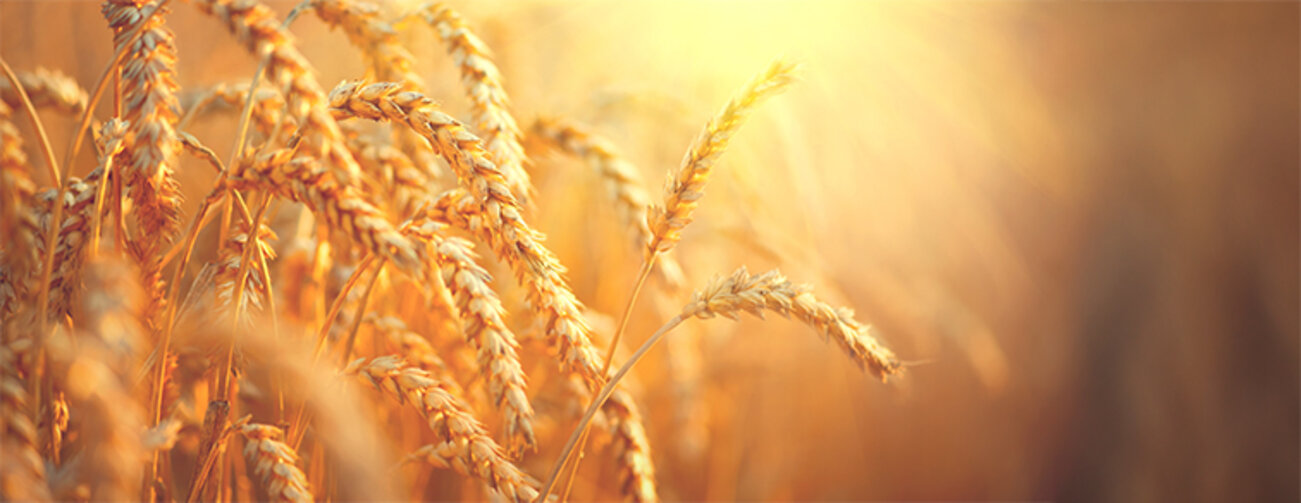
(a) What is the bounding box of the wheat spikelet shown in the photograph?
[406,218,535,450]
[0,67,88,116]
[0,347,52,502]
[647,60,798,255]
[347,356,539,503]
[190,0,364,185]
[531,117,686,290]
[226,148,423,276]
[684,267,901,380]
[34,173,101,320]
[417,2,531,203]
[238,423,313,503]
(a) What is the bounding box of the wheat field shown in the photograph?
[1,1,1298,502]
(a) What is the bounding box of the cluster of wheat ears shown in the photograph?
[0,0,904,501]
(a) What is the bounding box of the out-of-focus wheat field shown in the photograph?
[2,1,1297,501]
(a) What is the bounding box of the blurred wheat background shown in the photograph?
[2,1,1297,501]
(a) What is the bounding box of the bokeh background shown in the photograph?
[3,1,1297,501]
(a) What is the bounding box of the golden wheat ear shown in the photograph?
[647,59,800,256]
[404,219,536,451]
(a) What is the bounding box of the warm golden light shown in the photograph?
[0,1,1295,501]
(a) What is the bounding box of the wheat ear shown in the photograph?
[34,173,101,320]
[646,59,798,255]
[416,2,532,203]
[544,267,901,502]
[179,82,286,138]
[347,356,539,503]
[407,218,536,451]
[214,220,277,324]
[0,68,88,116]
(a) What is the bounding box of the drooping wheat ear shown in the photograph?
[0,100,39,283]
[684,267,902,380]
[417,2,532,203]
[180,82,287,137]
[0,67,88,116]
[35,173,101,320]
[347,356,539,503]
[646,59,799,255]
[226,148,423,277]
[531,117,686,290]
[190,0,364,185]
[427,189,604,382]
[238,423,313,503]
[429,192,662,502]
[406,218,536,451]
[214,220,277,324]
[0,347,52,502]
